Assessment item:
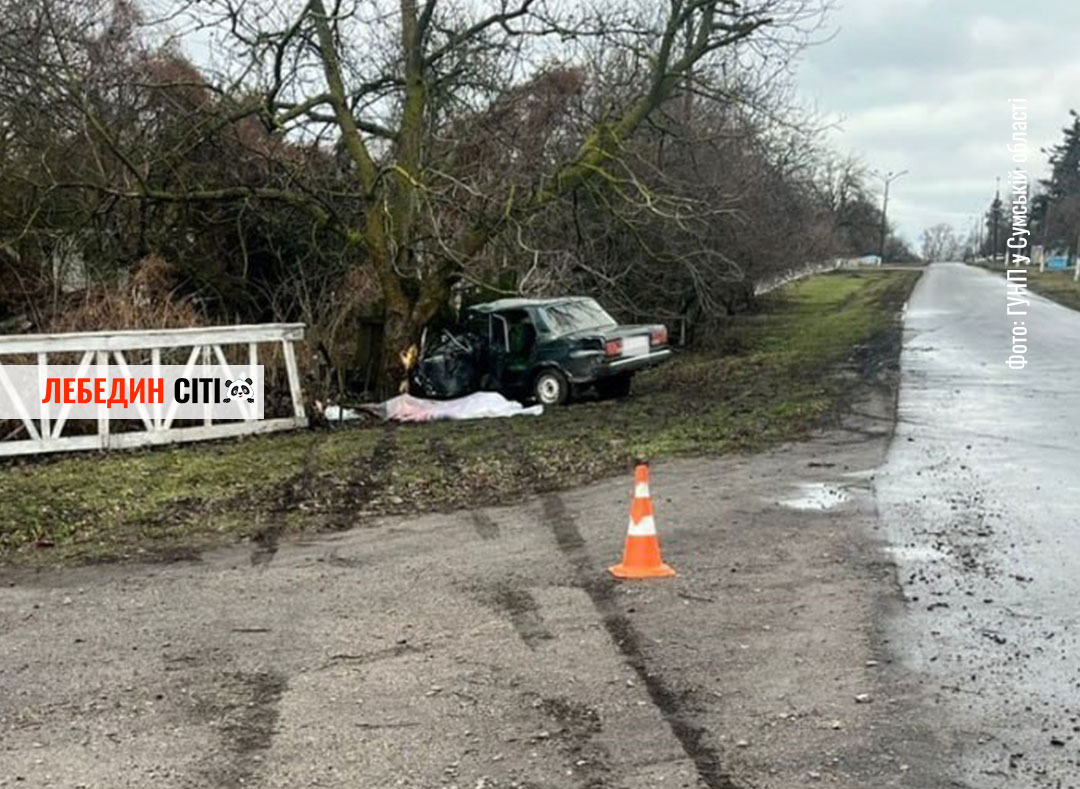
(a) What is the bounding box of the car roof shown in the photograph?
[467,296,595,314]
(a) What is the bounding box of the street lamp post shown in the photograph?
[874,169,909,264]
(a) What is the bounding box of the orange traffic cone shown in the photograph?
[609,459,676,579]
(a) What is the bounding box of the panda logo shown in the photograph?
[224,378,255,404]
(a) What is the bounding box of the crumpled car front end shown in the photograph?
[409,331,481,399]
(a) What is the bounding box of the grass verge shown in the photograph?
[0,269,920,566]
[971,260,1080,311]
[1023,269,1080,311]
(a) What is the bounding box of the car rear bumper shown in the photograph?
[605,348,672,372]
[565,347,672,383]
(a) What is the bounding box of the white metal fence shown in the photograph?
[754,259,846,296]
[0,324,307,457]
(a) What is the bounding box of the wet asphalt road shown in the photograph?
[876,263,1080,787]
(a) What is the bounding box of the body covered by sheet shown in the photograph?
[382,392,543,422]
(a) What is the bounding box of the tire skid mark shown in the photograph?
[430,435,502,539]
[249,527,280,567]
[193,670,287,788]
[541,491,742,789]
[371,421,399,471]
[471,510,501,540]
[327,422,398,530]
[497,422,741,789]
[488,583,553,648]
[536,694,612,788]
[427,435,464,476]
[251,439,320,567]
[498,419,553,493]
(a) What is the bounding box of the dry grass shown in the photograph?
[47,255,205,334]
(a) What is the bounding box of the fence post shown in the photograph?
[37,352,48,441]
[281,339,306,422]
[96,350,109,449]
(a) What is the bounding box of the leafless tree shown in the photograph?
[2,0,830,393]
[920,223,959,263]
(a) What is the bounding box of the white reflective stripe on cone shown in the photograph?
[627,514,656,537]
[634,482,650,498]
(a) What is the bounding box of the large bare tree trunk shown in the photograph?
[374,267,450,398]
[377,305,419,398]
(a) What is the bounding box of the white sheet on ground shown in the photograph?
[382,392,543,422]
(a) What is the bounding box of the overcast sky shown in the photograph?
[796,0,1080,245]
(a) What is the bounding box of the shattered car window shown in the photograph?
[540,300,617,335]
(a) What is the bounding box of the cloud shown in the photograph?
[797,0,1078,244]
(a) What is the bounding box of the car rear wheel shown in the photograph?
[533,369,570,406]
[595,373,632,399]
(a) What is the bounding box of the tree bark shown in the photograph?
[377,304,419,398]
[373,267,451,398]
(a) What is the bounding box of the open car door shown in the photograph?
[485,310,538,394]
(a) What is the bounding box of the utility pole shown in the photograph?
[873,170,909,263]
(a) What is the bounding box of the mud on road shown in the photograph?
[877,263,1080,788]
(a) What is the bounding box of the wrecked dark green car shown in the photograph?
[411,297,672,405]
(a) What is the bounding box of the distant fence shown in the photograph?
[0,324,307,457]
[754,259,846,296]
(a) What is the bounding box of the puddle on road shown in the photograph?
[780,483,851,511]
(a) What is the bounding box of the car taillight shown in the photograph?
[604,339,622,357]
[651,327,668,346]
